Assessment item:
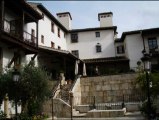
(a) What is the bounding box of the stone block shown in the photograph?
[96,85,101,91]
[102,85,111,90]
[121,83,129,89]
[111,84,119,90]
[101,110,109,117]
[85,86,89,92]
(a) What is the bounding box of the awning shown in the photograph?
[38,45,82,61]
[83,57,129,63]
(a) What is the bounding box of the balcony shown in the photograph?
[149,47,159,57]
[144,46,159,58]
[2,19,37,48]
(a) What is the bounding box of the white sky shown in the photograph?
[29,1,159,37]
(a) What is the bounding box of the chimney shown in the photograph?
[98,12,113,27]
[56,12,72,30]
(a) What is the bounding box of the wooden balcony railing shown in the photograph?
[3,19,38,48]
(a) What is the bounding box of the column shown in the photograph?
[36,20,39,47]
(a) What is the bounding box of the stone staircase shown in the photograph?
[60,84,72,103]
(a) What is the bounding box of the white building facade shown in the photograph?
[120,28,159,71]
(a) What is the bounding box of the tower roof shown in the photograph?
[56,12,72,20]
[98,12,113,21]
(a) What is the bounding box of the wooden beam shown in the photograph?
[8,53,20,68]
[28,53,37,66]
[0,0,4,30]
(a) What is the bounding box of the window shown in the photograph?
[117,45,125,54]
[58,28,60,37]
[41,35,44,44]
[51,42,55,48]
[96,43,102,53]
[51,22,54,33]
[72,50,79,58]
[58,46,61,50]
[96,32,100,37]
[148,38,158,49]
[71,33,78,43]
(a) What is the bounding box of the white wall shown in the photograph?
[57,14,72,30]
[99,15,113,27]
[27,9,67,50]
[124,34,144,70]
[125,33,159,70]
[66,30,115,59]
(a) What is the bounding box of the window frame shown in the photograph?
[58,28,60,38]
[51,22,54,33]
[96,43,102,53]
[71,33,78,43]
[95,32,100,37]
[148,38,158,50]
[51,41,55,48]
[117,45,125,54]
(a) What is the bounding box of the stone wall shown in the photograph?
[80,73,139,104]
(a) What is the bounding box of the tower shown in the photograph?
[98,12,113,27]
[57,12,72,30]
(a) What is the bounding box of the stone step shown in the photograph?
[73,113,87,118]
[47,117,145,120]
[125,111,143,117]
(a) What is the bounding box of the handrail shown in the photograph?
[3,19,38,47]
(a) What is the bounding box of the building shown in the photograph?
[27,3,130,76]
[120,28,159,71]
[28,3,82,80]
[0,0,42,116]
[0,0,42,72]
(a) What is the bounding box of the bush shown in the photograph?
[140,100,157,118]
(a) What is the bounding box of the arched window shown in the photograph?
[96,43,102,53]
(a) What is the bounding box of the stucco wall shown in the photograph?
[67,30,115,59]
[27,9,67,50]
[80,74,139,104]
[125,34,144,70]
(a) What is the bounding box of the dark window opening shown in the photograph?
[148,38,158,50]
[96,43,102,53]
[41,35,44,44]
[58,46,61,50]
[51,42,55,48]
[96,32,100,37]
[51,22,54,33]
[117,45,125,54]
[71,33,78,43]
[58,28,60,37]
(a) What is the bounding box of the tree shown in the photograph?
[136,63,159,117]
[0,64,51,116]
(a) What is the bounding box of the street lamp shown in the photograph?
[141,52,152,120]
[12,69,20,120]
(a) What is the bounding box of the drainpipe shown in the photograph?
[141,30,146,52]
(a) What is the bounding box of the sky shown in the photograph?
[29,1,159,37]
